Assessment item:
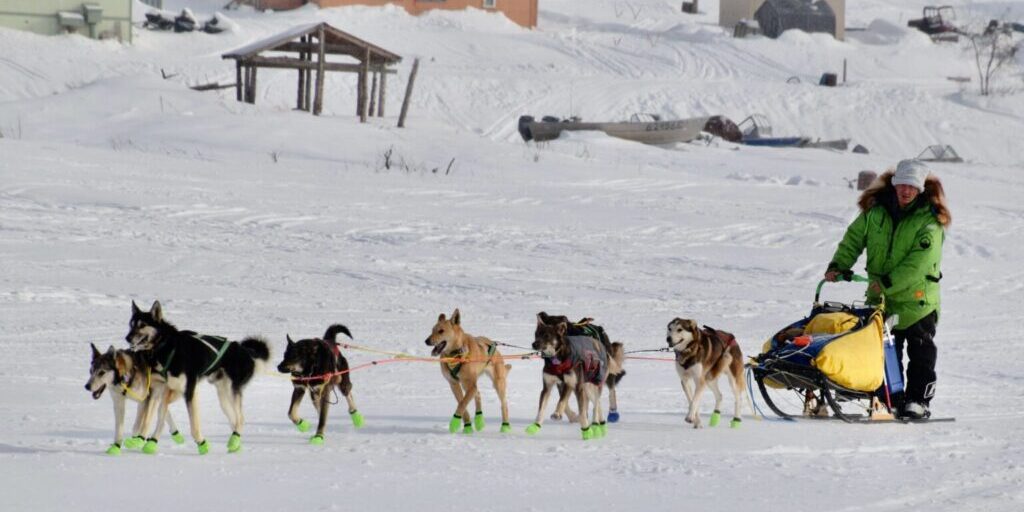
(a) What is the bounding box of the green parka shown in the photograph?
[828,172,951,330]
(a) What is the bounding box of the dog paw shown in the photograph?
[295,418,311,433]
[607,411,620,423]
[142,438,159,455]
[350,411,365,428]
[709,411,721,427]
[581,426,596,440]
[462,424,473,435]
[124,435,145,450]
[171,430,185,444]
[566,412,579,422]
[448,415,462,434]
[500,422,511,434]
[730,417,742,429]
[525,423,541,435]
[550,413,562,421]
[474,412,485,432]
[105,443,122,456]
[227,432,242,453]
[309,434,324,445]
[196,439,209,455]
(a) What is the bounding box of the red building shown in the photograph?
[250,1,538,29]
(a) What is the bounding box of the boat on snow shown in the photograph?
[518,113,710,146]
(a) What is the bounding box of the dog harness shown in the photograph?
[446,341,496,379]
[194,334,232,376]
[546,336,607,385]
[701,326,738,349]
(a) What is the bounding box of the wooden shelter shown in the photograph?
[221,22,402,121]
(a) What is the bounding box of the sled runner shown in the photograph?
[751,274,934,423]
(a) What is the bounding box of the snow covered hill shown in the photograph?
[1,1,1022,511]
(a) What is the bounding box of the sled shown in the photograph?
[751,274,909,423]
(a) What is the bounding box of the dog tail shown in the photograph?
[323,324,353,343]
[240,336,271,373]
[606,342,626,385]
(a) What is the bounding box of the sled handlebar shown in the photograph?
[815,271,869,303]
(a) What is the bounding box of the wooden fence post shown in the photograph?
[398,58,419,128]
[313,26,326,116]
[378,70,387,117]
[368,71,377,118]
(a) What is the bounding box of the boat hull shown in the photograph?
[525,117,709,145]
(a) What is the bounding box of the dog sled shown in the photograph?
[751,274,950,423]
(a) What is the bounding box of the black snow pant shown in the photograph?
[891,311,938,409]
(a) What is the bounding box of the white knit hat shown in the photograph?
[893,159,930,192]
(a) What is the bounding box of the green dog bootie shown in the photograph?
[709,410,721,427]
[142,438,158,455]
[462,423,473,435]
[730,417,742,429]
[170,430,185,444]
[124,435,145,450]
[474,411,486,431]
[448,415,462,434]
[196,439,209,455]
[597,422,607,437]
[295,418,311,433]
[581,426,595,441]
[500,422,511,434]
[309,434,324,445]
[350,410,365,428]
[227,432,242,453]
[525,423,541,435]
[106,443,122,456]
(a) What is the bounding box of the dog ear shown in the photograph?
[556,322,567,336]
[438,313,446,323]
[106,344,116,354]
[131,300,141,315]
[91,343,101,358]
[452,308,461,325]
[151,301,163,322]
[536,313,546,325]
[689,322,701,344]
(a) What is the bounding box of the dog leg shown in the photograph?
[446,379,467,433]
[708,379,724,427]
[288,386,310,432]
[688,379,708,428]
[577,382,594,440]
[161,390,184,444]
[553,382,575,421]
[493,366,510,433]
[109,393,127,454]
[455,381,479,434]
[184,379,208,455]
[592,384,606,438]
[729,362,746,428]
[606,380,619,423]
[528,378,556,434]
[309,384,331,445]
[213,379,243,452]
[339,375,364,428]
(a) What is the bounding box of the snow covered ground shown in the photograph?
[1,1,1023,510]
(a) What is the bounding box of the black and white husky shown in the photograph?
[124,300,270,455]
[85,343,183,455]
[277,324,364,445]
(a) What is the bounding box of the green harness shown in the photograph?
[157,334,231,379]
[446,341,497,379]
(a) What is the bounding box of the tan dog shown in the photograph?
[666,318,752,428]
[424,309,511,434]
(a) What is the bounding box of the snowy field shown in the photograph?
[1,0,1023,510]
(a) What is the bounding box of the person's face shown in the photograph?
[895,184,920,208]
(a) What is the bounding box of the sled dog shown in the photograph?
[277,324,364,444]
[666,318,752,428]
[85,343,183,454]
[527,312,625,436]
[423,309,511,434]
[125,300,270,454]
[531,313,624,439]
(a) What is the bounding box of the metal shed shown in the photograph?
[221,22,402,121]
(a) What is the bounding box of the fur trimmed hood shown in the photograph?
[858,170,951,226]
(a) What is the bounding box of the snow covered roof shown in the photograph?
[222,22,401,64]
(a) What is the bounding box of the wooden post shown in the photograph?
[378,69,387,117]
[397,58,419,128]
[235,61,242,102]
[843,58,847,84]
[304,49,312,112]
[356,67,365,118]
[297,36,306,110]
[248,66,258,104]
[360,47,370,122]
[368,71,377,119]
[313,26,326,116]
